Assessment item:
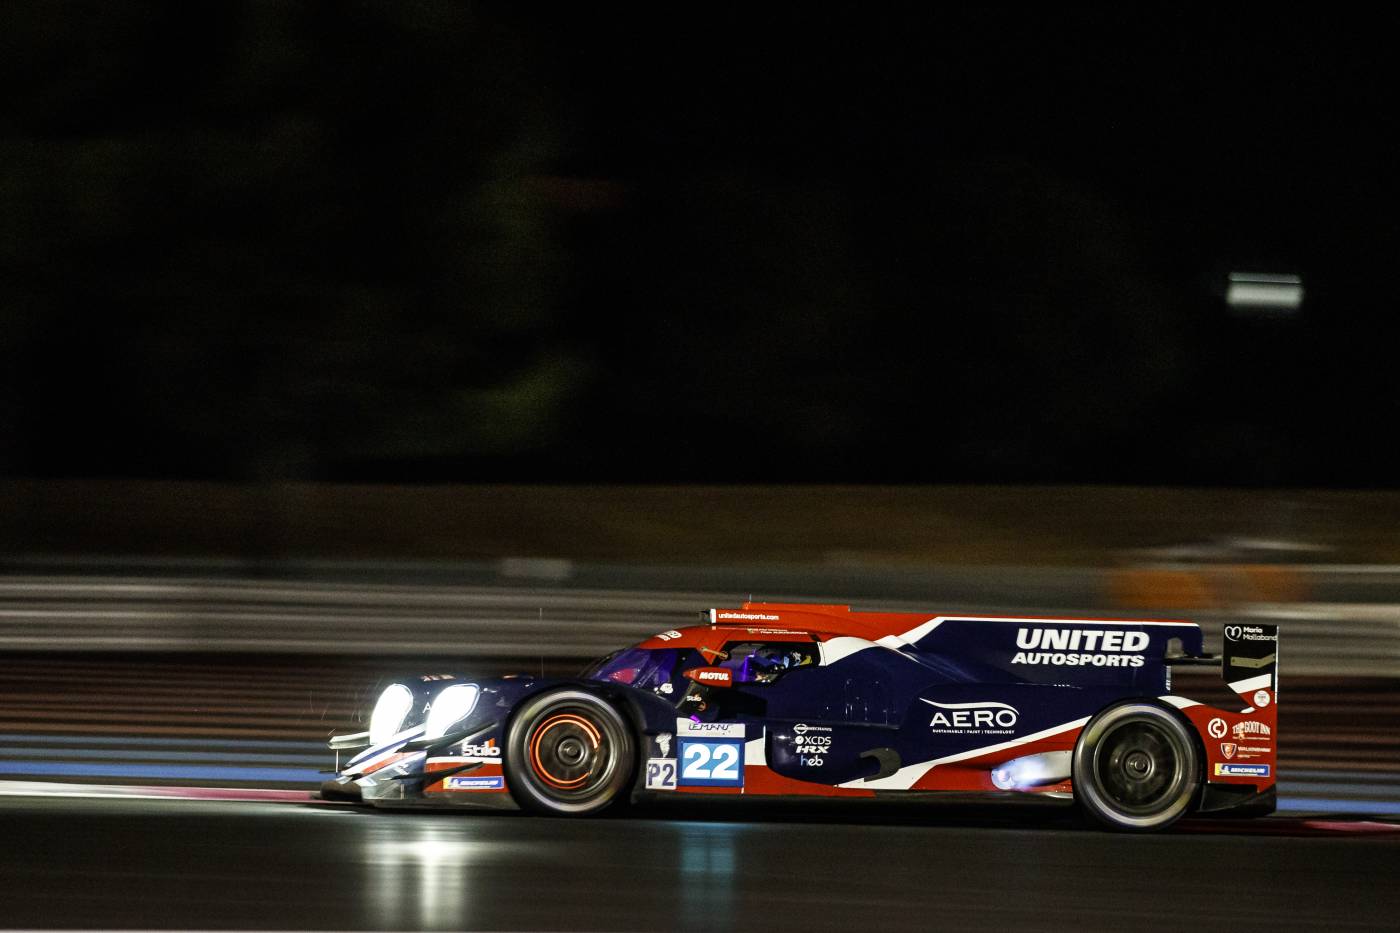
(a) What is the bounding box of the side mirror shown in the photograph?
[683,666,733,688]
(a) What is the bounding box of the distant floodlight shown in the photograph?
[1227,272,1303,314]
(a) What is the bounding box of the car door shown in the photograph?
[720,639,899,785]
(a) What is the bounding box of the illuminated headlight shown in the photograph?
[369,684,414,745]
[424,683,481,739]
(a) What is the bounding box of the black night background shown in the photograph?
[4,5,1397,487]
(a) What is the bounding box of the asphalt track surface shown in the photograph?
[3,795,1399,932]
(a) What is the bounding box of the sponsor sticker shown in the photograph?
[1253,689,1271,708]
[788,725,833,767]
[676,719,745,739]
[1011,628,1148,668]
[457,743,501,759]
[1232,720,1271,739]
[444,775,505,791]
[1224,625,1277,643]
[1214,763,1271,778]
[645,758,677,790]
[1207,717,1228,739]
[922,699,1019,735]
[1220,742,1238,760]
[678,739,745,787]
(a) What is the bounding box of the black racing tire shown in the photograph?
[503,689,635,816]
[1072,701,1200,832]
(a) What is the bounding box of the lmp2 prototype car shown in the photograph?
[324,603,1279,831]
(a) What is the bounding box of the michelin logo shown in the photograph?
[1214,763,1271,778]
[444,775,505,790]
[1012,628,1148,667]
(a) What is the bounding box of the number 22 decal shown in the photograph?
[678,740,743,786]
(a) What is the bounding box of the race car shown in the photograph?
[323,603,1279,831]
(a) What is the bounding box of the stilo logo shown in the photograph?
[1224,625,1242,641]
[1207,717,1228,738]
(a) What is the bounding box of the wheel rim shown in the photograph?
[1092,720,1185,815]
[527,709,613,797]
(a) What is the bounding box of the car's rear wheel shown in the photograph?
[504,689,634,816]
[1072,702,1200,832]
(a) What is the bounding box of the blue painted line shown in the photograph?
[1277,796,1400,816]
[1282,769,1400,784]
[0,733,326,751]
[1280,782,1400,799]
[0,748,327,766]
[0,761,323,783]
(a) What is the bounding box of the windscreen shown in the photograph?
[583,647,680,691]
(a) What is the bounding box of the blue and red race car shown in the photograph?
[324,603,1279,831]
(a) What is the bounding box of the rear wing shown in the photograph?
[1164,622,1279,705]
[1222,623,1279,708]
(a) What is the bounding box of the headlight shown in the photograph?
[424,684,481,739]
[369,684,414,745]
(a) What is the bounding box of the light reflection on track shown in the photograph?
[1,795,1398,932]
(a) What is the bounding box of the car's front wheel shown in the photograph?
[504,689,635,816]
[1072,702,1200,832]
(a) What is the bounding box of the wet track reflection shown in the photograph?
[2,795,1399,931]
